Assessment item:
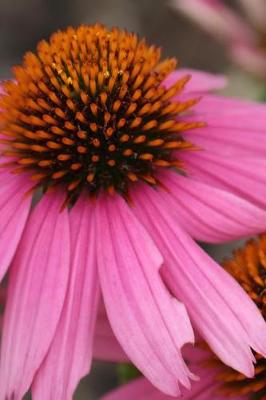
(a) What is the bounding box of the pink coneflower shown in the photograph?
[171,0,266,79]
[1,23,266,399]
[102,235,266,400]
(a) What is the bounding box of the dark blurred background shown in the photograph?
[0,0,259,398]
[0,0,229,80]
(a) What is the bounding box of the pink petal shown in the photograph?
[0,170,32,281]
[0,192,71,399]
[184,125,266,158]
[180,151,266,210]
[182,95,266,156]
[193,93,266,115]
[95,195,195,396]
[163,69,227,93]
[94,300,128,362]
[32,197,100,400]
[156,170,266,243]
[132,185,266,377]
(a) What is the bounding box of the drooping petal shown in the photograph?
[237,0,266,31]
[32,197,100,400]
[180,151,266,210]
[0,192,71,400]
[95,195,195,396]
[156,171,266,243]
[231,44,266,79]
[163,69,227,93]
[0,170,32,282]
[94,300,128,362]
[132,185,266,377]
[170,0,254,44]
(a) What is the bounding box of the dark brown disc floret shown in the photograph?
[0,24,203,205]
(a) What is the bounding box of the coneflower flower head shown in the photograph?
[0,24,202,205]
[1,23,266,400]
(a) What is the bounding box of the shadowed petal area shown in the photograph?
[164,69,227,93]
[0,192,71,400]
[102,377,175,400]
[96,195,195,396]
[32,197,100,400]
[94,300,128,362]
[0,170,32,282]
[180,151,266,210]
[132,185,266,377]
[157,171,266,243]
[102,344,248,400]
[101,370,245,400]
